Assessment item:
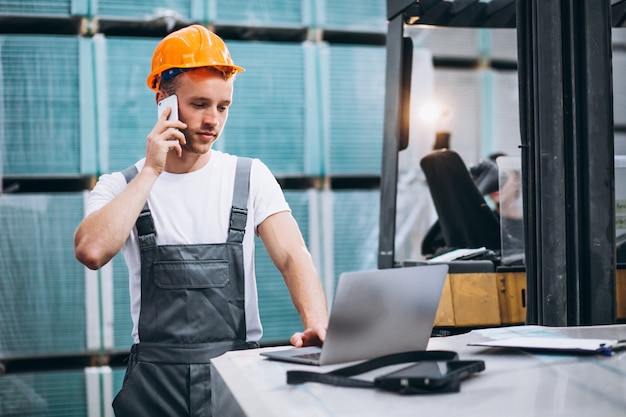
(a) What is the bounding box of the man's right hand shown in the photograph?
[144,107,187,175]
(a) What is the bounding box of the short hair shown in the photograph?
[158,67,235,94]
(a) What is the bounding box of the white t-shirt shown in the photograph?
[86,150,290,343]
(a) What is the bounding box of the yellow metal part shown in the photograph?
[434,271,625,328]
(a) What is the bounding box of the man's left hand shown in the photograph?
[290,326,326,347]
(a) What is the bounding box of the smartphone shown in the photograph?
[374,360,485,392]
[157,94,178,121]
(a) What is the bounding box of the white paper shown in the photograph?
[469,337,619,352]
[427,247,487,262]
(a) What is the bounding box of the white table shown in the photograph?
[211,324,626,417]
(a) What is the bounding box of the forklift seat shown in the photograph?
[420,149,501,253]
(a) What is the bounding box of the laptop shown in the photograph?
[260,264,448,366]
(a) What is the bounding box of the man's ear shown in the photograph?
[156,91,166,104]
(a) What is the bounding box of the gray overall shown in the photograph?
[112,157,258,417]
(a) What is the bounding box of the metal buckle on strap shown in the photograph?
[136,210,156,236]
[230,207,248,232]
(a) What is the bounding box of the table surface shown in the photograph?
[211,324,626,417]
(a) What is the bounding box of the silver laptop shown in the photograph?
[260,264,448,366]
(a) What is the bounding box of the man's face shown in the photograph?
[174,68,234,155]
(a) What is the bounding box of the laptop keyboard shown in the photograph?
[294,352,321,360]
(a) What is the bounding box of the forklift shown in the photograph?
[378,0,626,329]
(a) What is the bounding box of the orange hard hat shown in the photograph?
[146,24,245,91]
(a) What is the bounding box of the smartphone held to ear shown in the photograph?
[157,95,178,121]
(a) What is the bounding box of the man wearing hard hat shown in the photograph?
[74,24,328,416]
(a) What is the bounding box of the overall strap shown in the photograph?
[121,165,155,243]
[228,157,252,244]
[121,164,139,183]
